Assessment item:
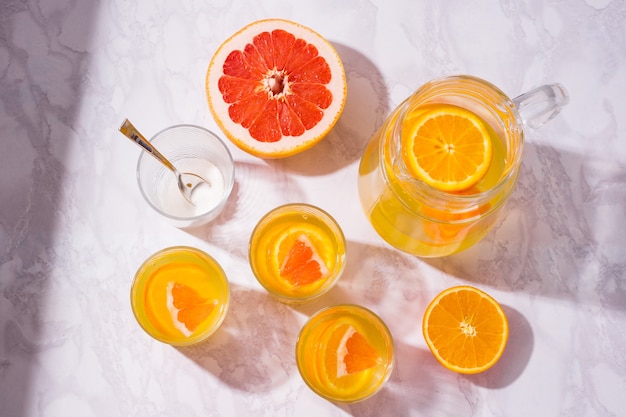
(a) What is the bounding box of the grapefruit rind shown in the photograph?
[206,18,347,159]
[165,281,217,338]
[335,325,380,378]
[279,234,330,286]
[270,223,334,287]
[320,318,381,389]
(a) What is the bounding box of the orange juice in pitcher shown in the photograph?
[359,75,568,257]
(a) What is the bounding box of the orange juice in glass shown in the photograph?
[358,75,568,257]
[131,246,230,346]
[296,304,395,403]
[249,203,346,304]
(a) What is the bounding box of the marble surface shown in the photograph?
[1,0,625,416]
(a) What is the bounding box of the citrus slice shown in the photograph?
[206,18,347,158]
[403,104,493,192]
[271,225,332,287]
[325,323,380,380]
[280,234,329,286]
[166,282,217,337]
[422,285,508,374]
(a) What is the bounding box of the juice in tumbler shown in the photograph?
[131,246,230,346]
[296,304,394,403]
[249,204,346,303]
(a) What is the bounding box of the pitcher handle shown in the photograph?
[512,83,569,129]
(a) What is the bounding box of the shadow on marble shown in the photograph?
[463,305,533,389]
[290,239,428,323]
[180,180,241,232]
[333,341,460,417]
[284,239,400,328]
[347,308,531,415]
[176,283,300,393]
[353,343,441,417]
[422,141,626,311]
[337,306,532,416]
[183,159,310,259]
[267,42,389,176]
[290,240,456,415]
[0,1,99,416]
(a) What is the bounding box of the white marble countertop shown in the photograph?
[1,0,625,416]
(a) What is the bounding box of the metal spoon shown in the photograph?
[118,119,210,205]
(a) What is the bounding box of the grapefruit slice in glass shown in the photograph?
[330,325,380,378]
[206,19,347,158]
[270,224,333,287]
[166,281,217,337]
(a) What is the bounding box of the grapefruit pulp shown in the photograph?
[166,281,217,337]
[206,19,347,158]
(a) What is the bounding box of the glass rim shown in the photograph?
[130,245,230,346]
[135,124,235,222]
[295,303,396,403]
[248,203,347,303]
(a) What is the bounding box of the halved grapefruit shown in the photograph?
[206,19,347,158]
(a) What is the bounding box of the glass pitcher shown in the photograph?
[358,75,568,257]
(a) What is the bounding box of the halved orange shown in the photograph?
[166,282,216,337]
[325,323,380,380]
[403,104,493,192]
[206,19,347,158]
[422,285,508,374]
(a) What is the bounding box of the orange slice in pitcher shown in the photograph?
[403,104,493,192]
[206,19,347,158]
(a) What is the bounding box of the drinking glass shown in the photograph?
[131,246,230,346]
[249,203,346,303]
[296,304,395,403]
[136,124,235,228]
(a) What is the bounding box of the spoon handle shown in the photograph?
[118,119,176,173]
